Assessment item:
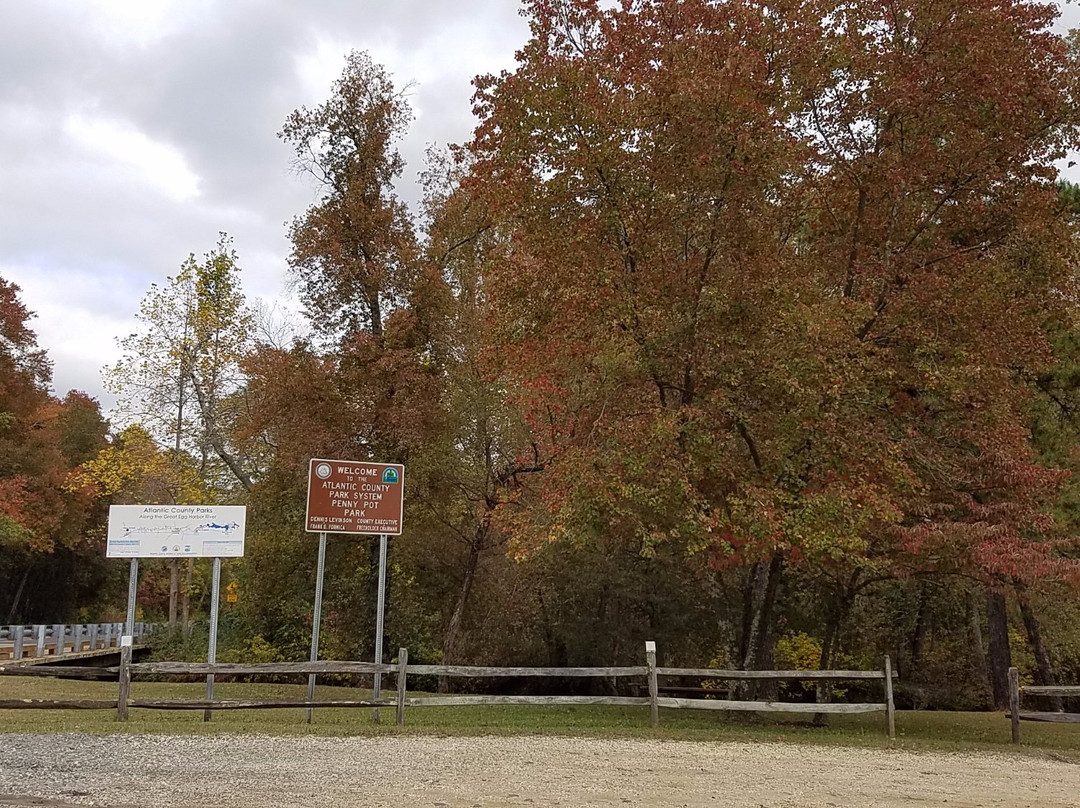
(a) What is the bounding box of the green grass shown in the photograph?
[2,675,1079,757]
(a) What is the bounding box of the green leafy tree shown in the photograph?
[105,234,256,492]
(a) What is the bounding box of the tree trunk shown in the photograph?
[738,554,783,701]
[536,587,567,667]
[813,615,838,727]
[968,589,990,708]
[908,584,928,679]
[736,562,758,667]
[187,374,254,491]
[986,588,1012,710]
[5,565,31,623]
[814,581,856,726]
[1015,582,1063,712]
[439,524,486,693]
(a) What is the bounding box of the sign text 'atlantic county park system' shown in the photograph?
[305,459,405,535]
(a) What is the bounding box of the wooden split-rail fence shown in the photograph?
[0,644,898,737]
[0,623,152,661]
[1007,666,1080,744]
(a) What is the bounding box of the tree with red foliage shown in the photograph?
[0,277,109,621]
[466,0,1080,677]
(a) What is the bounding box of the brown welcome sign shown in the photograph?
[305,459,405,535]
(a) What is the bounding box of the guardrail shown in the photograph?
[0,644,897,737]
[0,623,152,660]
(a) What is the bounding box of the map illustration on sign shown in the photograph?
[106,505,247,558]
[306,458,405,535]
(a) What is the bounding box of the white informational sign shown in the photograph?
[106,505,247,558]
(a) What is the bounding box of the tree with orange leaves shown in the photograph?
[466,0,1080,680]
[0,277,109,622]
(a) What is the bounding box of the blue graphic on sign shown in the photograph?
[382,468,399,484]
[197,522,241,533]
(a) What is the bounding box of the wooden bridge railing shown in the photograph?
[0,643,897,737]
[0,623,152,661]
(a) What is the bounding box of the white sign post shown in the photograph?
[106,505,246,722]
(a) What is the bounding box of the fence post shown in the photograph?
[646,640,659,728]
[35,625,45,658]
[117,639,132,722]
[13,625,24,660]
[396,648,408,726]
[883,654,895,740]
[1009,666,1021,745]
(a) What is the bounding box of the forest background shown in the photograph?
[4,0,1080,711]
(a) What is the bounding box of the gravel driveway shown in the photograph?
[0,733,1077,808]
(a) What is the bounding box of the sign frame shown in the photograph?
[106,505,247,558]
[305,458,405,535]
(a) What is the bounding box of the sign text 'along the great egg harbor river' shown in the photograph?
[106,505,247,558]
[305,459,405,535]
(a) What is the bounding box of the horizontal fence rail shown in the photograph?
[656,668,888,680]
[406,665,648,678]
[403,695,652,708]
[1021,685,1080,697]
[0,623,151,661]
[1,642,897,737]
[131,661,394,676]
[655,698,886,714]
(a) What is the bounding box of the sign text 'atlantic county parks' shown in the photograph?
[106,505,247,558]
[305,459,405,535]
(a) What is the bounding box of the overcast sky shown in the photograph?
[3,0,1080,417]
[1,0,529,412]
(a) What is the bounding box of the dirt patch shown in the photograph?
[0,733,1076,807]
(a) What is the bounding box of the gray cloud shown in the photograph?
[3,0,1076,415]
[0,0,528,411]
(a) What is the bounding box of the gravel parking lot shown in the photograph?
[1,733,1077,808]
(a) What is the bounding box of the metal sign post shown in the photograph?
[203,557,222,722]
[124,558,139,637]
[306,532,328,724]
[372,533,388,723]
